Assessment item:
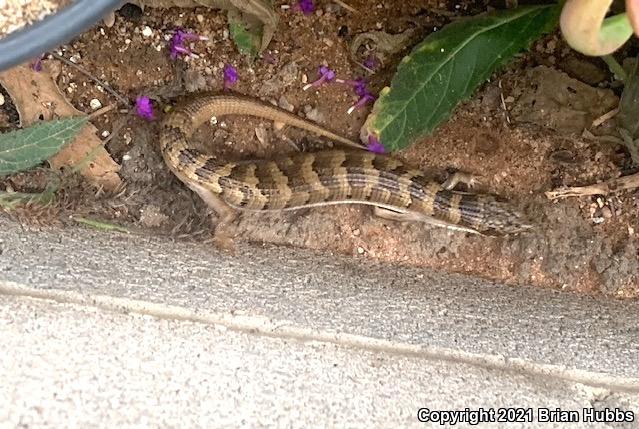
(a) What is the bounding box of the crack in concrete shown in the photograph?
[2,280,639,393]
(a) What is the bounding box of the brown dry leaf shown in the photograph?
[0,61,121,192]
[510,66,619,135]
[350,29,416,63]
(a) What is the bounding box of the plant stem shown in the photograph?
[48,52,130,105]
[73,216,129,233]
[602,54,627,82]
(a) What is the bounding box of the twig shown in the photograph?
[48,52,130,106]
[591,107,619,128]
[354,60,376,74]
[333,0,358,13]
[545,171,639,199]
[87,103,119,120]
[498,80,511,125]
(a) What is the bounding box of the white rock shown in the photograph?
[142,26,153,37]
[89,98,102,110]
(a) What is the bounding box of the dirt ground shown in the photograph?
[1,0,638,297]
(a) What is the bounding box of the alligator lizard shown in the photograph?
[159,94,533,245]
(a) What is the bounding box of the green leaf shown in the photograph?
[365,5,560,151]
[228,12,261,57]
[73,216,130,233]
[619,58,639,138]
[0,117,87,176]
[0,182,58,210]
[617,58,639,164]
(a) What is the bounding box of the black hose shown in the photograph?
[0,0,125,72]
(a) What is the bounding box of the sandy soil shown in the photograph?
[1,0,637,297]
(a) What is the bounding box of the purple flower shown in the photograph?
[31,53,48,71]
[363,55,380,71]
[223,64,238,89]
[135,96,155,121]
[366,135,385,154]
[32,57,43,72]
[347,92,376,114]
[296,0,315,15]
[337,77,377,114]
[168,28,208,59]
[303,65,336,91]
[337,77,367,95]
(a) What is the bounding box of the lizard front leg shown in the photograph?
[441,171,481,191]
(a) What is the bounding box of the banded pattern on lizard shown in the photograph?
[159,94,533,243]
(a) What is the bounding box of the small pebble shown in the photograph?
[0,94,4,106]
[254,126,269,146]
[196,14,204,23]
[103,12,116,28]
[357,247,365,254]
[141,26,153,37]
[305,107,324,123]
[602,206,613,219]
[278,96,294,112]
[89,99,102,110]
[101,130,110,138]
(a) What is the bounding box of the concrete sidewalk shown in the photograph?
[1,218,638,427]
